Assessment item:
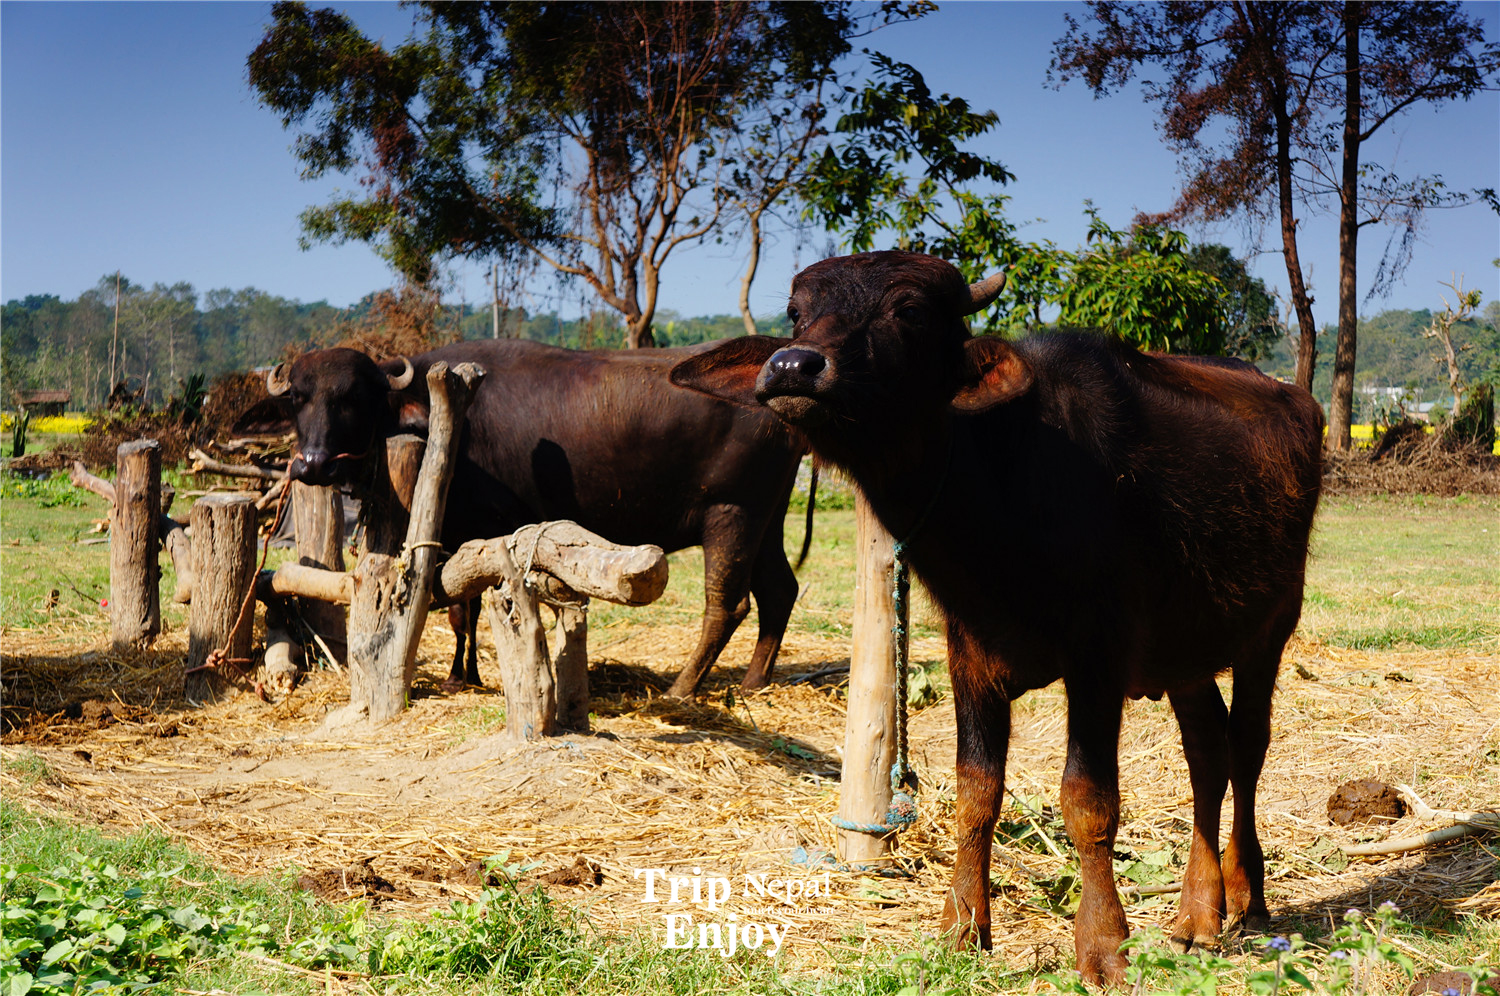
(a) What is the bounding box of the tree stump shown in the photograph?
[110,440,162,649]
[837,491,898,866]
[292,481,347,666]
[186,494,258,695]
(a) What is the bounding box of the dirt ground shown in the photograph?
[3,615,1498,972]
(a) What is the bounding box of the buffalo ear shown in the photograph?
[389,392,430,432]
[669,335,789,408]
[230,396,296,436]
[951,336,1033,413]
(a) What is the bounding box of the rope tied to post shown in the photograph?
[829,537,920,837]
[829,439,953,838]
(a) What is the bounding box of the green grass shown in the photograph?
[0,467,287,632]
[585,493,1498,661]
[5,478,1492,655]
[1300,494,1499,651]
[587,506,949,652]
[0,807,1033,995]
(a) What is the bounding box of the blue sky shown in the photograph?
[3,1,1497,330]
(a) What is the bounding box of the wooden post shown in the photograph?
[186,494,258,682]
[837,491,899,866]
[485,558,557,741]
[110,439,161,649]
[551,600,590,731]
[292,481,347,665]
[348,361,483,724]
[346,435,422,718]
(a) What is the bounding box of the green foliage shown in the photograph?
[1,853,275,996]
[1258,306,1500,412]
[0,472,87,509]
[164,373,208,425]
[799,52,1038,330]
[801,68,1255,355]
[1443,383,1496,451]
[1052,211,1230,353]
[2,279,342,411]
[8,410,29,459]
[248,1,872,343]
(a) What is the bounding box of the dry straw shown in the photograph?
[4,614,1497,974]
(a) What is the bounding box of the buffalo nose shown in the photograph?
[760,347,828,396]
[291,449,329,483]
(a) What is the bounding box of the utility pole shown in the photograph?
[109,271,121,390]
[491,262,501,339]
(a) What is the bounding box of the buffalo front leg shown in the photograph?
[1060,678,1129,987]
[740,530,798,691]
[940,633,1012,949]
[1167,679,1231,952]
[666,505,755,697]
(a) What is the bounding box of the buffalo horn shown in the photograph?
[387,356,415,391]
[964,271,1008,315]
[266,362,292,397]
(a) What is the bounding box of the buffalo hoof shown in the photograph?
[441,676,467,694]
[1076,948,1129,989]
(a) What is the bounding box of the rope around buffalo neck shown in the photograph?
[829,437,953,838]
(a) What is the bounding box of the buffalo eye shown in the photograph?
[786,305,800,327]
[896,304,923,324]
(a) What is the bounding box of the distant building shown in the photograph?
[15,390,70,416]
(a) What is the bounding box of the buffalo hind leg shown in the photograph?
[1223,653,1278,930]
[1167,679,1232,952]
[740,531,798,691]
[666,506,755,697]
[1060,676,1130,987]
[442,598,481,692]
[940,628,1011,949]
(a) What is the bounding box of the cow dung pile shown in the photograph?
[4,617,1498,980]
[1328,778,1408,825]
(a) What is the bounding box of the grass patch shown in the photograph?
[1300,494,1499,651]
[0,468,289,632]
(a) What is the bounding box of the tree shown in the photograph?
[1052,1,1500,449]
[799,53,1042,328]
[1052,212,1231,353]
[248,1,872,347]
[1422,274,1483,414]
[1184,243,1281,360]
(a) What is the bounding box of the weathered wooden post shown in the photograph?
[346,434,422,718]
[292,481,347,665]
[836,491,900,866]
[552,600,590,730]
[110,439,162,649]
[484,551,557,739]
[186,493,258,685]
[264,516,666,732]
[351,361,483,723]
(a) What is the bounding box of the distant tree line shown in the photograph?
[1262,300,1500,421]
[0,273,801,409]
[1,276,343,410]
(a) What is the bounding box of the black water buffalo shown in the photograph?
[669,251,1322,986]
[244,338,809,698]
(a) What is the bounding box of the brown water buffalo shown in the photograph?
[240,338,809,698]
[668,251,1322,985]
